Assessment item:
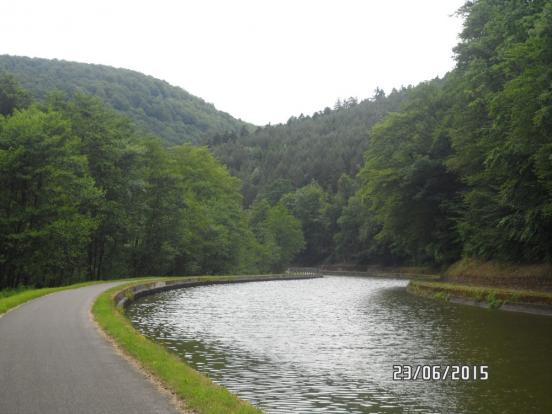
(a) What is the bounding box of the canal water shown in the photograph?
[126,276,552,413]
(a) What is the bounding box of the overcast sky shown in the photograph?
[2,0,466,125]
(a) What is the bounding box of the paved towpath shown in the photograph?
[0,283,181,414]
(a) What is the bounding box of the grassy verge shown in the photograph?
[443,258,552,291]
[0,279,138,315]
[408,280,552,309]
[92,276,271,414]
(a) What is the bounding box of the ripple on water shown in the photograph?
[126,276,552,414]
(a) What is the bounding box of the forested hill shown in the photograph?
[208,88,410,205]
[211,0,552,268]
[0,55,247,145]
[0,75,306,289]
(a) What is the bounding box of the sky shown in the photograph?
[1,0,466,125]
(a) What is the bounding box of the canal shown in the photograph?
[126,276,552,413]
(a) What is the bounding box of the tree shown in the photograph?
[281,182,333,264]
[263,204,304,271]
[447,0,552,262]
[51,93,140,279]
[357,82,462,265]
[0,73,31,116]
[0,107,100,288]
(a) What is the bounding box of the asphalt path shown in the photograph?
[0,283,181,414]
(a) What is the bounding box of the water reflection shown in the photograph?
[126,277,552,413]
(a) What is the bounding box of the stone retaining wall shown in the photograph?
[113,274,322,309]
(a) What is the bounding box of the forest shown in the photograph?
[0,55,248,145]
[1,0,551,288]
[210,0,552,267]
[0,81,303,288]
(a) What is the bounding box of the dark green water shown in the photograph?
[126,276,552,413]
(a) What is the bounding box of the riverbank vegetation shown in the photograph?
[408,281,552,309]
[0,80,303,289]
[446,259,552,281]
[444,259,552,289]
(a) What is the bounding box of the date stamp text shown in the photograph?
[392,365,488,381]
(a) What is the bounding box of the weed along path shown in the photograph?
[0,283,181,414]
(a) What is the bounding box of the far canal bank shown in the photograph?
[307,260,552,316]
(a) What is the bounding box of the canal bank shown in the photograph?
[92,274,321,414]
[406,259,552,316]
[315,264,440,280]
[298,261,552,316]
[113,273,320,309]
[407,280,552,316]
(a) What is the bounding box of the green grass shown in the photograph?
[0,285,33,299]
[92,276,270,414]
[0,278,158,316]
[408,280,552,307]
[433,291,450,302]
[0,280,107,315]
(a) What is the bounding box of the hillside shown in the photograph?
[208,0,552,268]
[0,55,247,145]
[209,89,410,205]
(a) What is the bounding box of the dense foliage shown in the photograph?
[208,89,409,264]
[209,89,408,205]
[0,55,248,145]
[1,0,550,288]
[0,80,303,289]
[347,0,552,266]
[212,0,552,268]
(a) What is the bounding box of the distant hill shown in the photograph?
[0,55,248,145]
[208,89,410,204]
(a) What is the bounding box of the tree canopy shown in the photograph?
[343,0,552,266]
[0,80,302,289]
[210,0,552,268]
[0,55,249,145]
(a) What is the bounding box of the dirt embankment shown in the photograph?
[406,259,552,315]
[444,259,552,292]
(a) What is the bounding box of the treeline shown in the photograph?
[209,87,408,205]
[0,78,303,289]
[346,0,552,266]
[211,0,552,268]
[0,55,248,145]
